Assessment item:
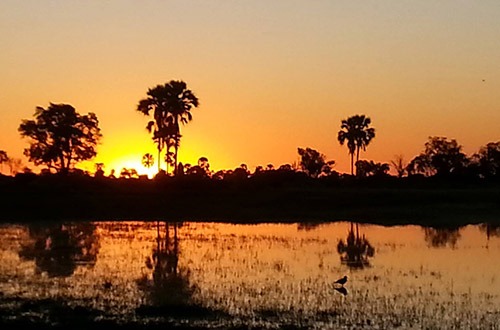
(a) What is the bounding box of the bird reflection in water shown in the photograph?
[333,275,348,296]
[334,286,348,296]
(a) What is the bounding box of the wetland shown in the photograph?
[1,221,499,329]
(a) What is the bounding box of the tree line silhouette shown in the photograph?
[0,78,499,183]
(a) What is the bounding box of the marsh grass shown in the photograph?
[1,222,499,328]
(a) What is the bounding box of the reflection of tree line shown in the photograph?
[303,222,500,271]
[19,223,99,277]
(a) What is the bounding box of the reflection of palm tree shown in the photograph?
[337,223,375,269]
[337,115,376,175]
[19,223,99,277]
[423,227,462,248]
[137,222,196,308]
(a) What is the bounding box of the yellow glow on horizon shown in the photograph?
[1,1,500,174]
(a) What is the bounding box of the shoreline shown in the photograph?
[2,175,499,226]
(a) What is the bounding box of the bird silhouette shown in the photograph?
[334,275,348,286]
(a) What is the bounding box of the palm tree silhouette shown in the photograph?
[137,80,199,174]
[337,115,376,175]
[142,153,154,169]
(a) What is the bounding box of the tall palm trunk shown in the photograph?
[173,116,179,174]
[174,141,179,175]
[350,153,354,175]
[355,146,361,176]
[157,144,161,173]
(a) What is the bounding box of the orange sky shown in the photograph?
[1,1,499,175]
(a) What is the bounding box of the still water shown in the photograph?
[0,221,499,328]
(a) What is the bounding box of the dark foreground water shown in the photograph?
[1,221,499,329]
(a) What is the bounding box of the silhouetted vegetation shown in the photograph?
[137,81,199,174]
[472,142,500,179]
[0,92,499,227]
[142,153,154,169]
[407,137,468,178]
[1,163,500,225]
[338,115,376,175]
[355,160,390,178]
[18,103,101,174]
[297,147,335,178]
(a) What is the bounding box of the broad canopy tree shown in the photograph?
[19,103,101,174]
[473,142,500,178]
[407,136,468,177]
[297,147,335,178]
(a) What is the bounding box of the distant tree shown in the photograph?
[406,154,434,176]
[228,164,249,181]
[19,103,101,174]
[254,165,264,175]
[120,168,139,179]
[320,161,339,178]
[6,157,24,175]
[390,155,407,178]
[297,147,326,178]
[278,164,294,172]
[137,80,199,174]
[142,153,155,169]
[356,160,390,178]
[408,137,468,177]
[94,162,105,178]
[0,150,8,174]
[212,170,226,180]
[185,157,210,178]
[198,157,210,174]
[338,115,376,175]
[473,142,500,178]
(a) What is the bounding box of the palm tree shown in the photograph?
[137,80,199,174]
[163,81,199,173]
[142,153,154,169]
[337,115,376,175]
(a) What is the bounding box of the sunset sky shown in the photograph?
[1,1,499,175]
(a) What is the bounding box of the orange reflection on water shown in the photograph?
[0,221,499,327]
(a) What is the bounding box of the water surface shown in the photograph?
[0,221,499,328]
